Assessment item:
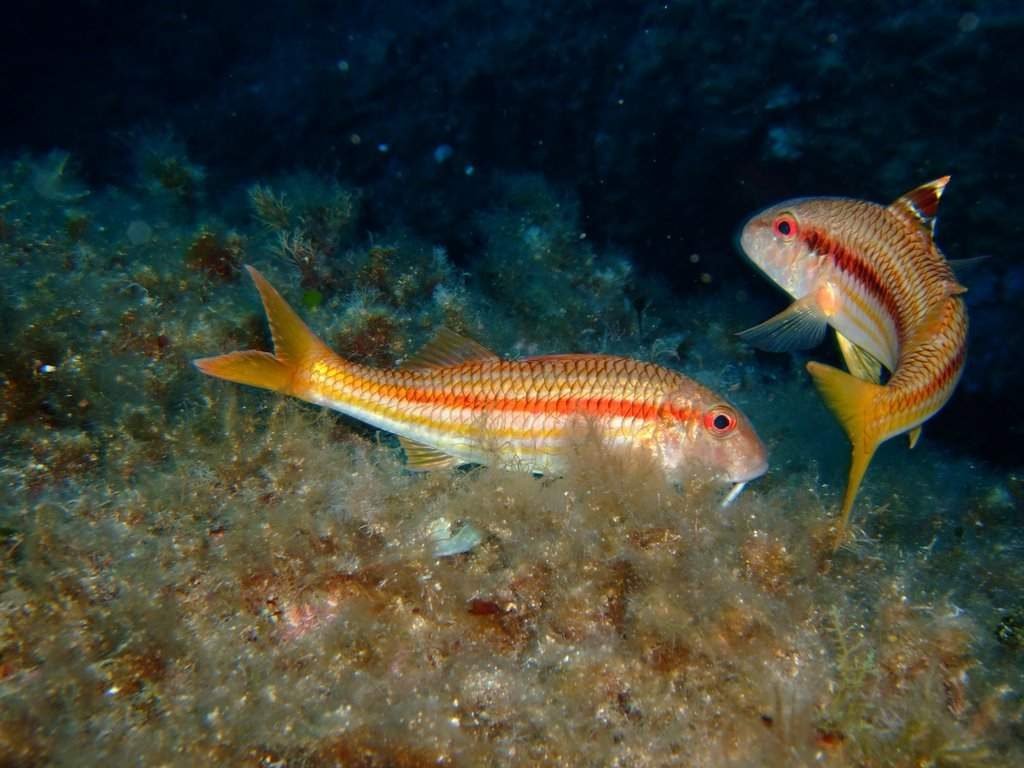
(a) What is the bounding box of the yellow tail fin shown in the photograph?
[805,360,883,546]
[193,266,332,394]
[194,349,293,392]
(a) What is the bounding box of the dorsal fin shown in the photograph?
[401,328,499,370]
[889,176,950,236]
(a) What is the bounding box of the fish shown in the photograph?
[194,267,768,492]
[737,177,968,543]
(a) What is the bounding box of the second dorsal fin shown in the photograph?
[889,176,950,236]
[401,327,500,370]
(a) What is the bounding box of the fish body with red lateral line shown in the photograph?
[737,178,968,544]
[195,267,768,492]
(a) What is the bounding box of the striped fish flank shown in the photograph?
[738,178,968,544]
[195,267,768,486]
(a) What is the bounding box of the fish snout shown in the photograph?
[738,221,760,262]
[738,213,777,265]
[729,452,769,484]
[725,426,769,484]
[738,210,812,295]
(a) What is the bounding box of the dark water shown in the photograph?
[2,2,1022,764]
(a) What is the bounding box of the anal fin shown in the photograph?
[836,332,883,384]
[399,435,459,471]
[738,295,828,352]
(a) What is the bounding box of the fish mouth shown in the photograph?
[728,457,769,484]
[718,458,768,508]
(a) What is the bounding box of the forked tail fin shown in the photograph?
[193,266,332,394]
[194,349,293,393]
[805,360,884,547]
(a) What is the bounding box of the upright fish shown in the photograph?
[195,267,768,491]
[738,177,967,541]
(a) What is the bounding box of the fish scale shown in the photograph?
[195,267,768,485]
[300,355,686,468]
[739,177,968,544]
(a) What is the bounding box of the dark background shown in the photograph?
[3,0,1022,465]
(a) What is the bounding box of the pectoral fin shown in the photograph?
[737,295,828,352]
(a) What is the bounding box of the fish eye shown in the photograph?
[704,405,738,437]
[772,213,798,241]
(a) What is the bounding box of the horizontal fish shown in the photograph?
[195,267,768,489]
[738,177,968,543]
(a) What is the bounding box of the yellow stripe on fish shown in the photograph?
[195,267,768,486]
[738,177,968,545]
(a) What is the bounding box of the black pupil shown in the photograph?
[777,219,791,236]
[713,413,731,430]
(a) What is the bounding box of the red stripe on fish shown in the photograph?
[401,388,693,423]
[804,226,905,339]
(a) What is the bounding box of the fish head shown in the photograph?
[656,389,768,484]
[739,200,825,299]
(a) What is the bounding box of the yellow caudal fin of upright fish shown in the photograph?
[194,266,333,394]
[805,360,884,547]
